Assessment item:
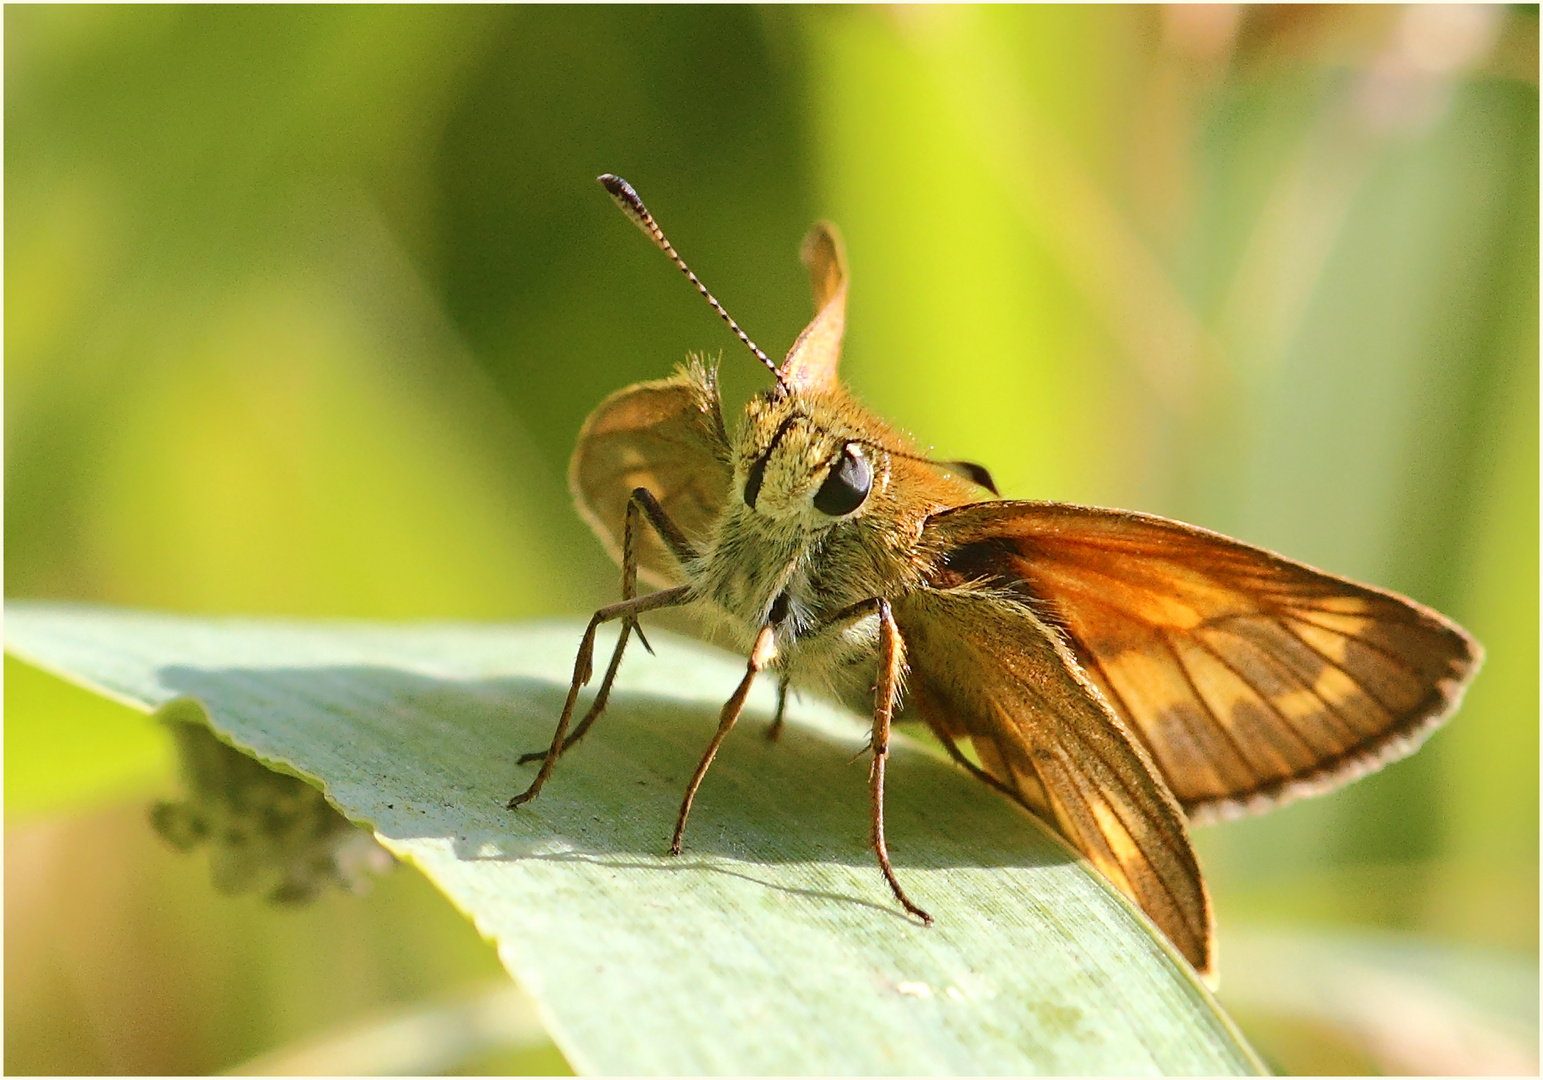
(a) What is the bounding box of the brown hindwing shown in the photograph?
[922,501,1483,823]
[893,587,1214,978]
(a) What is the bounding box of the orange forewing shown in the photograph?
[921,501,1483,823]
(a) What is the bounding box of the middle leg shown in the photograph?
[765,673,791,742]
[670,623,778,855]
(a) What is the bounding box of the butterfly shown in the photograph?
[510,174,1483,982]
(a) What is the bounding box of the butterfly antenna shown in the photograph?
[599,174,783,383]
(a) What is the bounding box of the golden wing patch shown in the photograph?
[923,502,1483,824]
[894,588,1214,979]
[569,363,731,587]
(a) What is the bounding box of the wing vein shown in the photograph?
[1021,694,1198,931]
[1159,629,1259,790]
[1276,606,1430,690]
[1274,614,1449,754]
[1189,629,1321,759]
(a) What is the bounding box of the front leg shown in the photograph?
[778,597,931,923]
[517,489,698,765]
[508,585,691,809]
[671,623,778,854]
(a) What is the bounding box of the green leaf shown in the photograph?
[5,602,1264,1075]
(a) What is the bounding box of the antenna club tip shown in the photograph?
[598,173,642,208]
[594,172,779,383]
[598,173,657,239]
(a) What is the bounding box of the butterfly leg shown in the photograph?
[508,584,691,810]
[670,624,777,855]
[932,730,1020,802]
[872,598,933,925]
[516,491,697,765]
[514,627,630,765]
[765,674,791,742]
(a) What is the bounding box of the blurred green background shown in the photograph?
[6,5,1536,1075]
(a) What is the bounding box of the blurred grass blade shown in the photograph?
[224,980,551,1076]
[5,602,1264,1075]
[1219,927,1539,1076]
[4,654,174,818]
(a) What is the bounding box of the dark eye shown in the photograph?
[813,444,872,516]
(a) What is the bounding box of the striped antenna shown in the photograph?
[599,174,782,382]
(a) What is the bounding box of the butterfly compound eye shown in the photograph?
[813,444,872,517]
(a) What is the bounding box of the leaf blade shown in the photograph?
[5,602,1264,1075]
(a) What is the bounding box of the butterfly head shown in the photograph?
[735,389,886,526]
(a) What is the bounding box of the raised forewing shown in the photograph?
[569,363,732,587]
[922,502,1483,824]
[894,588,1214,978]
[778,222,848,393]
